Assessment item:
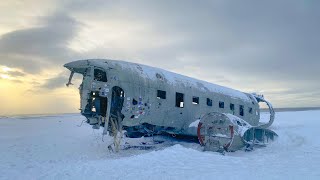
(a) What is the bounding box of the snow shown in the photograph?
[213,133,229,138]
[189,119,200,128]
[1,111,320,180]
[224,113,252,136]
[89,59,251,102]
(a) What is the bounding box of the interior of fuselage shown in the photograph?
[108,86,125,131]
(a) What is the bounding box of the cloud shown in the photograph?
[66,0,320,107]
[6,70,25,77]
[0,12,80,73]
[40,73,68,89]
[39,70,82,90]
[0,0,319,108]
[0,76,23,83]
[64,0,320,82]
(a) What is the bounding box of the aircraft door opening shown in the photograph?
[110,86,125,122]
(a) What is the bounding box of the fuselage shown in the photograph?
[64,59,261,137]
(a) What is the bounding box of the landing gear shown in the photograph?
[108,112,123,152]
[107,86,125,152]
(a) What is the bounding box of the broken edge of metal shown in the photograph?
[253,93,275,128]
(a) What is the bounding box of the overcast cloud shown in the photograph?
[0,12,79,73]
[0,0,319,110]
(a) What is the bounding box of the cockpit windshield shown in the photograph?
[94,69,107,82]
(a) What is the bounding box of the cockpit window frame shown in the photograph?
[94,68,108,82]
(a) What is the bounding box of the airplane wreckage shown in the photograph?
[64,59,277,153]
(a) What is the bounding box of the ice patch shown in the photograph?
[189,119,200,128]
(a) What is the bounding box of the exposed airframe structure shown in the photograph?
[65,59,277,152]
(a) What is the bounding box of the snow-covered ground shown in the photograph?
[1,111,320,180]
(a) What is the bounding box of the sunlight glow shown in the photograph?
[0,74,10,79]
[1,66,12,72]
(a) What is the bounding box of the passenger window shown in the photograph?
[219,101,224,108]
[192,96,199,105]
[94,69,107,82]
[207,98,212,106]
[240,105,244,116]
[176,92,184,108]
[157,90,166,99]
[230,103,235,111]
[249,107,253,114]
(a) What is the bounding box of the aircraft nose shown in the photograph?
[64,60,90,74]
[64,60,87,69]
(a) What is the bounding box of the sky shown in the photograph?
[0,0,319,115]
